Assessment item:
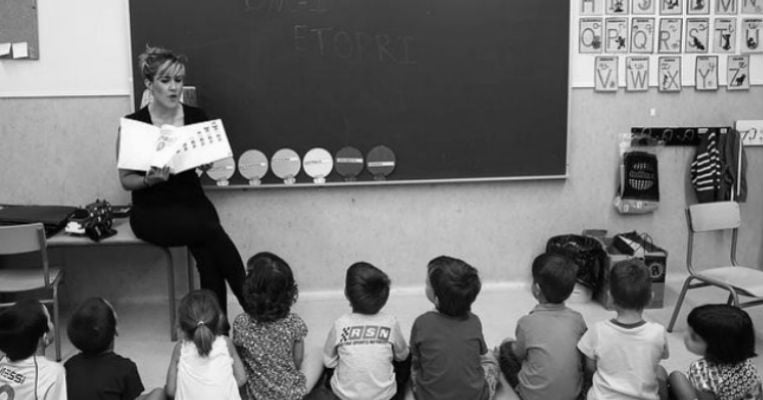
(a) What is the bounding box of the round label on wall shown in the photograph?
[238,149,269,185]
[206,157,236,186]
[335,146,364,181]
[303,148,333,183]
[271,148,301,184]
[366,145,396,180]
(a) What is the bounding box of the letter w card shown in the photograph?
[626,56,650,91]
[595,56,619,91]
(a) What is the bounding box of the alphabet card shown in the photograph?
[632,0,657,14]
[741,0,762,14]
[659,18,683,53]
[605,18,630,52]
[713,18,737,53]
[727,55,750,90]
[580,18,604,53]
[686,0,709,14]
[626,56,650,91]
[595,56,619,91]
[607,0,629,14]
[660,0,683,14]
[579,0,605,15]
[658,56,682,91]
[741,19,763,54]
[695,55,719,90]
[716,0,738,14]
[685,19,710,53]
[631,18,656,53]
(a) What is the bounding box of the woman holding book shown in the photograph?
[117,45,245,315]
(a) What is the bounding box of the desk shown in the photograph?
[47,219,190,341]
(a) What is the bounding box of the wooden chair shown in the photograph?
[0,223,63,360]
[667,201,763,332]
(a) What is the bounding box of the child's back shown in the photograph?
[0,299,66,400]
[64,297,145,400]
[410,256,498,400]
[323,262,409,400]
[499,253,587,400]
[175,336,241,399]
[233,252,307,400]
[578,259,668,400]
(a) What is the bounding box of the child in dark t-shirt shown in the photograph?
[410,256,499,400]
[64,297,164,400]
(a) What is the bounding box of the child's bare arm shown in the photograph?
[668,370,716,400]
[165,341,182,398]
[293,337,305,369]
[225,336,248,387]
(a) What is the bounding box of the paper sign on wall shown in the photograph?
[595,56,619,91]
[632,0,656,14]
[605,18,629,53]
[713,18,737,53]
[659,18,683,53]
[695,55,719,90]
[727,55,750,90]
[685,19,710,53]
[580,18,604,53]
[660,0,684,15]
[626,56,650,91]
[631,18,655,53]
[658,56,682,91]
[741,19,763,54]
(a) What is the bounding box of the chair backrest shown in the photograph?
[0,223,47,255]
[687,201,741,232]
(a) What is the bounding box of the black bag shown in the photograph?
[546,234,608,295]
[71,199,117,242]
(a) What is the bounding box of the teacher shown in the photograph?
[118,45,245,315]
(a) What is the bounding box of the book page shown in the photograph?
[117,118,159,171]
[169,119,233,173]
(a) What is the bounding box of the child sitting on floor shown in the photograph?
[498,253,588,400]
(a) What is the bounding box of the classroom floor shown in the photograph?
[48,278,763,400]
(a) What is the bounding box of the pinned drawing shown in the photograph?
[686,0,709,14]
[658,18,683,53]
[713,18,737,53]
[595,56,619,92]
[626,56,650,91]
[632,0,656,14]
[660,0,683,14]
[580,18,604,53]
[741,19,763,54]
[695,55,718,91]
[658,56,681,92]
[631,18,655,53]
[727,55,750,91]
[685,19,710,53]
[605,18,629,53]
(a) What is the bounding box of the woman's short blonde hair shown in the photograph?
[138,45,187,81]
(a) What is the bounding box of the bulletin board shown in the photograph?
[0,0,39,59]
[570,0,763,90]
[129,0,570,185]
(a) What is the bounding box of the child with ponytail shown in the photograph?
[165,289,246,400]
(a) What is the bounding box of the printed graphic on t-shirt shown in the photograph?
[340,325,392,345]
[0,366,26,384]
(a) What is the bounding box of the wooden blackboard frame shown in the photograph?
[129,0,569,186]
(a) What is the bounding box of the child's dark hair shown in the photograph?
[244,252,298,322]
[67,297,117,355]
[688,304,757,365]
[609,259,652,310]
[345,262,390,315]
[532,253,578,304]
[0,299,50,361]
[178,290,222,357]
[428,255,481,317]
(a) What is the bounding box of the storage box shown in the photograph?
[595,235,667,310]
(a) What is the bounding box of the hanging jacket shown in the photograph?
[690,129,746,203]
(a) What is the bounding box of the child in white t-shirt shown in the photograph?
[165,290,246,400]
[0,299,66,400]
[317,262,410,400]
[578,259,669,400]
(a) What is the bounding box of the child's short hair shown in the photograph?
[609,259,652,310]
[178,289,222,357]
[688,304,757,365]
[428,255,481,317]
[345,262,390,315]
[67,297,117,355]
[244,252,298,322]
[531,253,578,303]
[0,299,50,361]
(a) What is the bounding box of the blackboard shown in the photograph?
[130,0,569,184]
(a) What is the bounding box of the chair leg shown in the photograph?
[727,293,735,305]
[54,285,61,361]
[729,290,740,307]
[668,277,693,333]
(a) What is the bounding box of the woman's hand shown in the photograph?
[145,166,171,186]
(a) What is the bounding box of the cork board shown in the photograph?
[0,0,39,59]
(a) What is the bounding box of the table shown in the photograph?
[47,218,191,341]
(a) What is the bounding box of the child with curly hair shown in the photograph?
[232,252,308,400]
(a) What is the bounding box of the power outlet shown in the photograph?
[737,120,763,146]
